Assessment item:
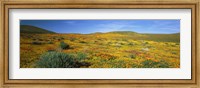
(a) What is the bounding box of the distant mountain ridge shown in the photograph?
[108,31,138,34]
[20,25,55,34]
[20,25,179,42]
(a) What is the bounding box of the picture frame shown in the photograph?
[0,0,199,88]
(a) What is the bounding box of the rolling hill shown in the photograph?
[20,25,179,42]
[20,25,55,34]
[142,33,180,42]
[93,31,180,43]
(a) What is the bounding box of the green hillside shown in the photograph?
[20,25,55,34]
[95,31,180,43]
[141,33,180,42]
[109,31,138,34]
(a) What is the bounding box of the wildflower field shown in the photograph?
[20,30,180,68]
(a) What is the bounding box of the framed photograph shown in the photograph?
[1,0,199,88]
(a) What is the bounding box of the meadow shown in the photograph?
[20,25,180,68]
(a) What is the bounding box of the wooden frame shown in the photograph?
[0,0,199,88]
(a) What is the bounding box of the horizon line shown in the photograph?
[20,25,180,35]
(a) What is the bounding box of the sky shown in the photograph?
[20,20,180,34]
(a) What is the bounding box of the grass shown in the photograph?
[20,31,180,68]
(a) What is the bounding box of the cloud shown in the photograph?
[147,20,180,32]
[96,21,140,32]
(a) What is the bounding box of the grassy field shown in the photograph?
[20,26,180,68]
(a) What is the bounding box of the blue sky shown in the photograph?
[20,20,180,34]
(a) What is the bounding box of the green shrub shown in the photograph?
[171,44,176,47]
[158,60,170,68]
[52,37,56,39]
[111,60,126,68]
[36,52,75,68]
[107,42,112,45]
[76,52,87,61]
[145,42,149,44]
[69,38,76,41]
[128,42,134,46]
[142,59,170,68]
[61,37,65,40]
[32,38,37,41]
[60,41,70,49]
[57,37,64,41]
[32,41,42,45]
[38,39,43,41]
[47,41,53,44]
[172,51,177,54]
[130,54,136,59]
[36,52,91,68]
[79,41,87,43]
